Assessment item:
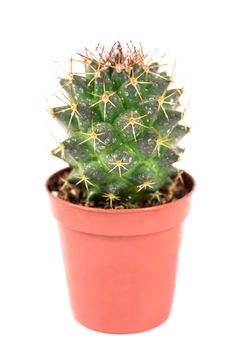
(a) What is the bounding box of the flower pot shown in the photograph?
[46,168,195,334]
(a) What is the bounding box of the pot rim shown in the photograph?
[46,167,195,214]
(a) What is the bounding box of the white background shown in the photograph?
[1,0,238,349]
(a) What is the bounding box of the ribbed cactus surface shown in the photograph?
[50,43,189,207]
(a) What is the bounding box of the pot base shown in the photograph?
[73,312,170,334]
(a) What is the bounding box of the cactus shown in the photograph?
[50,42,189,208]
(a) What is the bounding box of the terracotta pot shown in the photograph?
[46,168,195,333]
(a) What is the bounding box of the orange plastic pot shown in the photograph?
[46,168,195,333]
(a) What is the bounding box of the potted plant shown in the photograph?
[46,42,195,333]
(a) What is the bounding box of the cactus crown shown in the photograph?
[50,42,189,208]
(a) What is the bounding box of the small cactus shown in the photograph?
[50,42,190,208]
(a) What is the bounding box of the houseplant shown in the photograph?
[46,42,195,333]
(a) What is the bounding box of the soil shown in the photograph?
[48,169,189,209]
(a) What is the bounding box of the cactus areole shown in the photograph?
[48,42,192,208]
[46,43,195,333]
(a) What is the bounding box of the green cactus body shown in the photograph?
[51,43,189,207]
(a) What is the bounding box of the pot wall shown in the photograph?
[59,224,182,333]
